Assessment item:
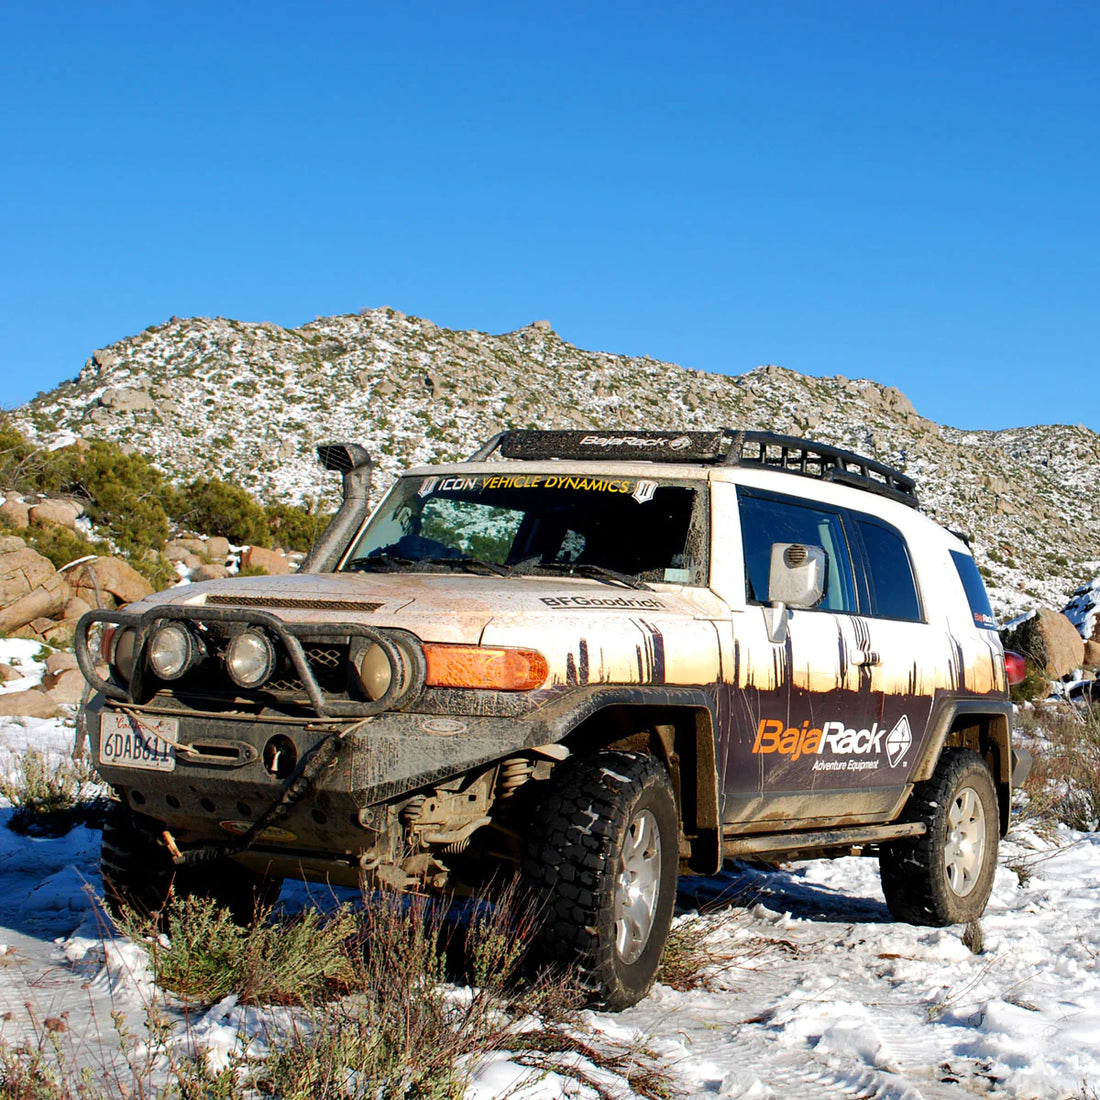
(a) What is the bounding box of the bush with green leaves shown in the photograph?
[168,477,271,547]
[265,500,330,552]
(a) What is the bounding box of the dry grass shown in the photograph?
[0,751,102,836]
[1016,703,1100,831]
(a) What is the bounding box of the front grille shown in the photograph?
[164,638,352,702]
[265,645,349,694]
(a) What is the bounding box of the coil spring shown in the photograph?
[497,757,534,801]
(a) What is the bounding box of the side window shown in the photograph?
[855,517,923,622]
[738,492,856,612]
[950,550,998,631]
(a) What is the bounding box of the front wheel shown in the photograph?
[523,751,679,1010]
[879,749,999,926]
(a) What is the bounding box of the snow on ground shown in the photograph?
[0,676,1098,1095]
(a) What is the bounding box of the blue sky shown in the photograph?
[2,2,1098,431]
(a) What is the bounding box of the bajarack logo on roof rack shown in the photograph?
[578,434,693,450]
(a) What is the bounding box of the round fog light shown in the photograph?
[107,627,138,684]
[356,643,393,701]
[148,623,195,680]
[226,630,276,688]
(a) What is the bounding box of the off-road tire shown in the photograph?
[879,749,999,925]
[100,802,282,924]
[523,751,679,1010]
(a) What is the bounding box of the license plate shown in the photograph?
[99,713,177,772]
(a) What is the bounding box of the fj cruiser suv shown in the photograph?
[76,430,1027,1009]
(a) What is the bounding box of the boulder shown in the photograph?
[0,690,59,718]
[42,668,85,704]
[0,499,29,528]
[93,348,120,372]
[69,558,153,606]
[0,571,71,633]
[205,536,231,561]
[0,664,21,682]
[0,547,56,604]
[0,536,27,552]
[71,583,116,610]
[45,652,79,676]
[100,387,154,413]
[166,538,208,559]
[1085,641,1100,670]
[41,621,77,647]
[28,500,81,529]
[63,596,93,620]
[193,563,229,582]
[241,546,290,575]
[1001,608,1085,679]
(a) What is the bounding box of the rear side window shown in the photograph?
[738,492,856,612]
[855,518,922,622]
[950,550,998,630]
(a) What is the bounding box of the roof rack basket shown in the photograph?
[466,429,918,507]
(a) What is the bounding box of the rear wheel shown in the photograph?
[100,802,282,924]
[523,751,679,1009]
[879,749,999,925]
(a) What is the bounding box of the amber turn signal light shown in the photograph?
[423,644,548,691]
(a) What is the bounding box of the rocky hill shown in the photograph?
[13,308,1100,619]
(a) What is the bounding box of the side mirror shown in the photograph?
[764,543,826,643]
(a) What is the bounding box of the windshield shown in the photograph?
[342,472,708,585]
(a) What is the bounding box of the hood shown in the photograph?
[127,571,713,646]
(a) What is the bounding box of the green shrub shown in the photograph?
[73,443,171,553]
[130,897,359,1006]
[265,501,330,552]
[1010,659,1050,704]
[171,478,270,546]
[18,522,110,571]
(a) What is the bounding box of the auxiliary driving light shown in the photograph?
[355,642,394,701]
[147,623,197,680]
[226,629,276,689]
[102,626,138,684]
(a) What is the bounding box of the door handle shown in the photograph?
[851,650,881,667]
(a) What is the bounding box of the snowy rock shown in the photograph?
[99,387,154,413]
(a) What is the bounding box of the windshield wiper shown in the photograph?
[342,555,512,577]
[520,562,652,590]
[417,557,513,577]
[342,555,420,573]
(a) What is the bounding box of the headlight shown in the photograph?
[355,643,393,701]
[226,630,276,689]
[148,623,197,680]
[103,626,138,684]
